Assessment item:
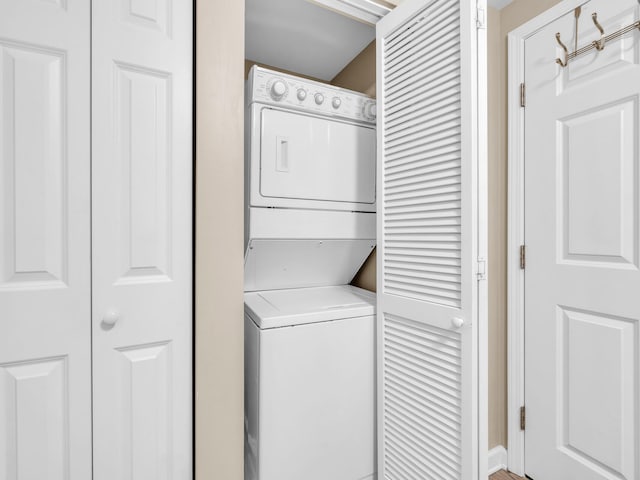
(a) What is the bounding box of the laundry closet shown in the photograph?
[0,1,193,478]
[243,0,488,479]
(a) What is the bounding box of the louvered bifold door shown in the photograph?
[376,0,483,479]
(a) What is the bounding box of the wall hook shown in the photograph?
[555,32,569,66]
[554,12,639,67]
[592,12,606,50]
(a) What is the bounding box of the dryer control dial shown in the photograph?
[314,93,325,105]
[332,97,342,109]
[363,101,376,120]
[269,79,288,100]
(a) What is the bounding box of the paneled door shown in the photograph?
[91,1,193,478]
[376,0,486,479]
[0,0,92,478]
[524,0,640,478]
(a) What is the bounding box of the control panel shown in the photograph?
[247,66,377,124]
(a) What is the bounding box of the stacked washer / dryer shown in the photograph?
[244,66,378,480]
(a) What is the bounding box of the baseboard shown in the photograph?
[488,445,508,475]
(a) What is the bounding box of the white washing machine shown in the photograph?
[244,66,377,480]
[244,285,375,480]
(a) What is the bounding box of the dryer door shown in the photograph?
[256,108,376,211]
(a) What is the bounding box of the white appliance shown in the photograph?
[245,286,376,480]
[245,66,377,292]
[244,66,377,480]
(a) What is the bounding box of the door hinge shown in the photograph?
[520,83,526,107]
[476,6,487,29]
[476,258,487,280]
[520,245,526,270]
[520,406,526,431]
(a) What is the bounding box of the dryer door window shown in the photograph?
[260,108,375,206]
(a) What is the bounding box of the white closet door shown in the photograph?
[376,0,484,478]
[91,1,193,478]
[523,1,640,478]
[0,0,92,478]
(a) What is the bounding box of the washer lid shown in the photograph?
[244,285,375,329]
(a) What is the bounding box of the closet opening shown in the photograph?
[242,0,488,479]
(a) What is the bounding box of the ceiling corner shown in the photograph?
[488,0,514,10]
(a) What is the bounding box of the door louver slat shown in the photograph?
[386,27,460,79]
[385,208,460,219]
[383,313,463,480]
[386,54,459,103]
[386,156,461,180]
[387,50,460,101]
[385,419,461,474]
[385,373,461,421]
[386,74,461,115]
[385,122,461,153]
[386,84,461,122]
[384,1,457,54]
[386,170,460,186]
[385,110,461,146]
[385,335,461,374]
[382,0,462,309]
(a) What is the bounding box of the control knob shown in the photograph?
[297,89,307,101]
[270,80,287,100]
[364,101,376,120]
[314,93,325,105]
[332,97,342,109]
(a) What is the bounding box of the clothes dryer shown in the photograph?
[244,66,377,292]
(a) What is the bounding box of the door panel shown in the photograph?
[91,0,193,477]
[1,44,66,286]
[113,63,173,283]
[560,98,636,266]
[0,357,69,479]
[0,0,91,477]
[524,1,640,478]
[116,342,173,479]
[560,308,635,476]
[376,0,484,478]
[260,109,376,204]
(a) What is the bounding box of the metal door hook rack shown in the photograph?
[556,12,640,67]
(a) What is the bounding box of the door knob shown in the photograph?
[451,317,465,329]
[102,309,120,328]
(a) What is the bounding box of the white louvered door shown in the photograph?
[376,0,486,479]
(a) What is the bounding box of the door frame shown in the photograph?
[506,0,589,475]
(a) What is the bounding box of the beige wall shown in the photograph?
[332,41,377,97]
[502,0,564,36]
[487,0,564,449]
[330,41,378,293]
[195,0,245,478]
[487,5,508,450]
